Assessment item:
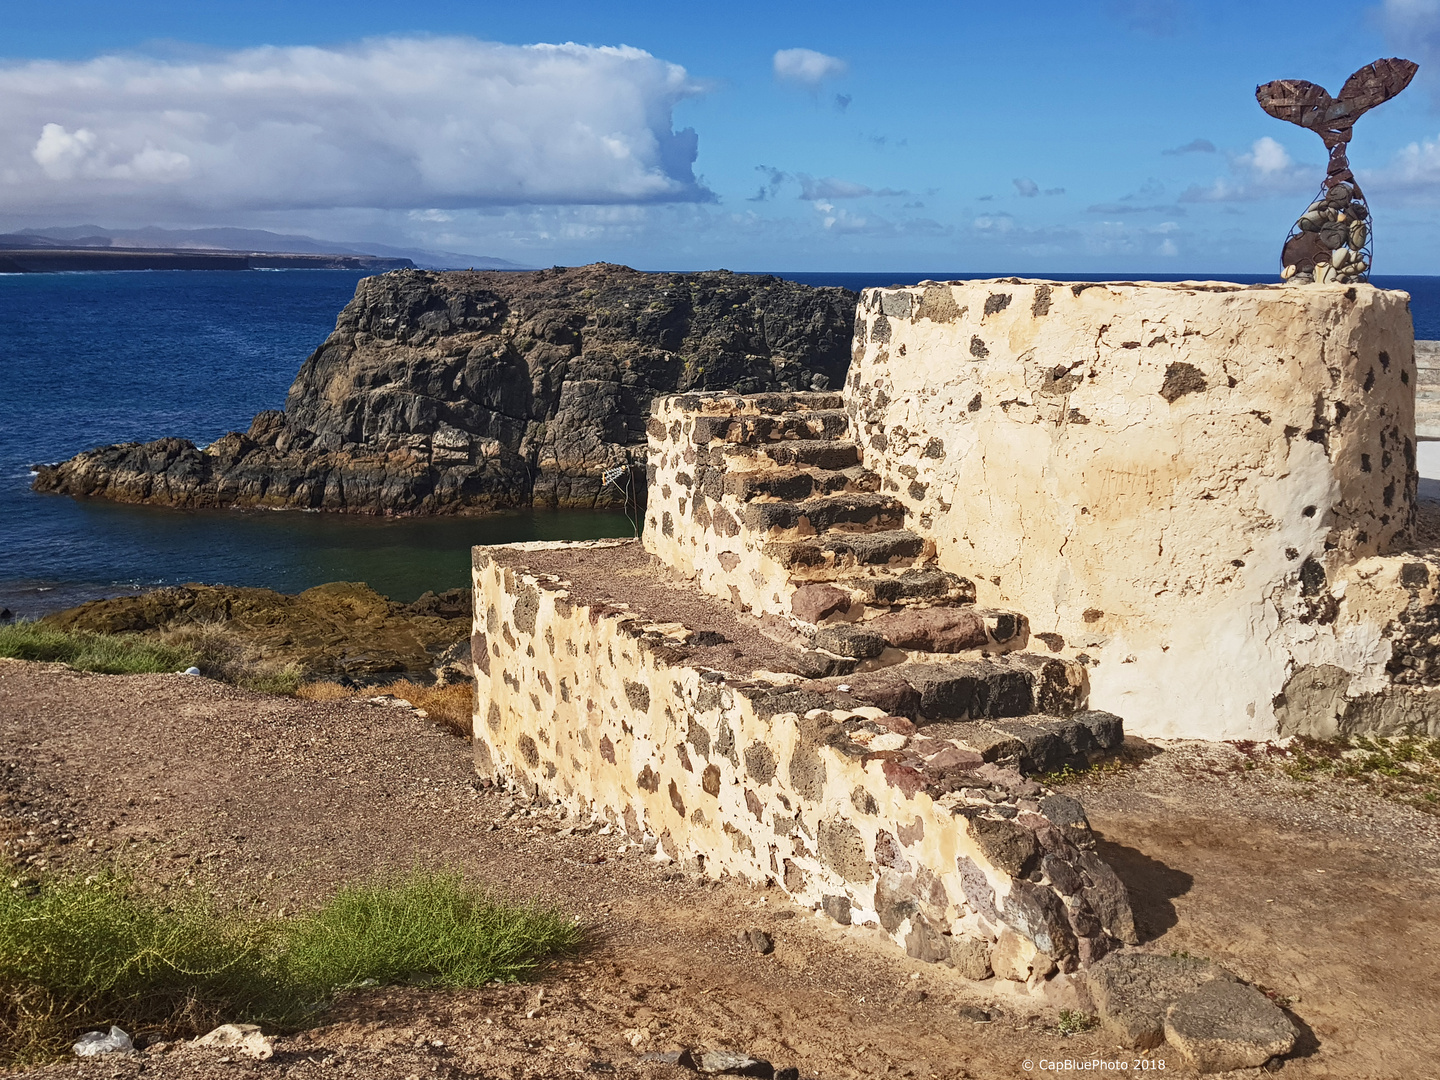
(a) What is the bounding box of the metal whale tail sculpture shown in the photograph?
[1256,57,1417,284]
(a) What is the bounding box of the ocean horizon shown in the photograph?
[4,268,1438,618]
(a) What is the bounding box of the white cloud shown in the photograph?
[1179,137,1311,202]
[1243,136,1292,176]
[1360,132,1440,203]
[796,174,906,200]
[0,36,709,222]
[772,48,847,87]
[1013,177,1040,197]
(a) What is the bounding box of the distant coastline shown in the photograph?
[0,247,411,273]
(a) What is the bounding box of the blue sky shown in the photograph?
[1,0,1438,273]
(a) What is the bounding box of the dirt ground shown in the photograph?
[2,659,1438,1080]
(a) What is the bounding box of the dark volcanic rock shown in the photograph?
[34,264,856,514]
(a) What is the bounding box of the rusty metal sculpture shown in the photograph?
[1257,58,1417,284]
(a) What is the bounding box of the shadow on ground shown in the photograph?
[1093,836,1192,943]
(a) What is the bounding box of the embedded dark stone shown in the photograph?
[517,734,541,768]
[512,585,540,635]
[874,873,920,932]
[1041,853,1084,896]
[1300,556,1327,597]
[968,816,1040,877]
[744,741,778,785]
[1400,562,1431,589]
[1002,879,1078,966]
[905,913,952,963]
[983,292,1012,316]
[623,680,651,712]
[792,650,859,678]
[818,817,872,881]
[822,893,853,924]
[813,624,887,659]
[1160,362,1208,403]
[841,670,923,719]
[987,719,1071,774]
[687,716,712,758]
[917,285,960,322]
[956,856,998,920]
[1077,850,1138,944]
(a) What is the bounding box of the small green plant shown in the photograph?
[1056,1010,1097,1036]
[285,871,580,989]
[0,866,580,1064]
[0,622,193,675]
[1249,734,1440,813]
[0,867,293,1064]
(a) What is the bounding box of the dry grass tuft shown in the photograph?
[295,681,356,703]
[298,678,474,738]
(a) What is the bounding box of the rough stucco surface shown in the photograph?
[472,539,1134,983]
[848,279,1435,739]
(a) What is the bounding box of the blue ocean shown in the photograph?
[3,269,1437,617]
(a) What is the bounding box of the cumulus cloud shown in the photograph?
[0,36,710,221]
[1013,177,1040,197]
[1163,138,1216,155]
[772,48,847,87]
[1178,137,1311,202]
[1360,132,1440,203]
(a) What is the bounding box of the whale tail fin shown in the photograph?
[1257,58,1417,137]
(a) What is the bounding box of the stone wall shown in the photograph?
[847,279,1437,739]
[472,540,1136,983]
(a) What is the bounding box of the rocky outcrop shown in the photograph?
[43,582,470,681]
[33,264,856,514]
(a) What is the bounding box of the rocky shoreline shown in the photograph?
[41,582,472,683]
[33,264,856,514]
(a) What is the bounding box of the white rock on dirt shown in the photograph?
[194,1023,275,1060]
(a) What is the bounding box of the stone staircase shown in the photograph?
[645,391,1102,738]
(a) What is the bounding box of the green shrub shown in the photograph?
[285,871,580,989]
[0,870,298,1064]
[0,867,580,1064]
[0,623,193,676]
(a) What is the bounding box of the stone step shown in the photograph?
[765,529,928,572]
[915,710,1123,775]
[827,653,1088,726]
[670,390,847,417]
[739,492,905,535]
[722,464,879,503]
[726,439,862,470]
[692,409,850,445]
[848,566,975,606]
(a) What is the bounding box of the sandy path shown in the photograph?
[2,660,1437,1079]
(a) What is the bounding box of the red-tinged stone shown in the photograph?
[925,746,985,770]
[790,583,852,623]
[881,758,927,798]
[869,606,987,651]
[876,714,916,736]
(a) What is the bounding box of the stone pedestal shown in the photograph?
[848,280,1430,739]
